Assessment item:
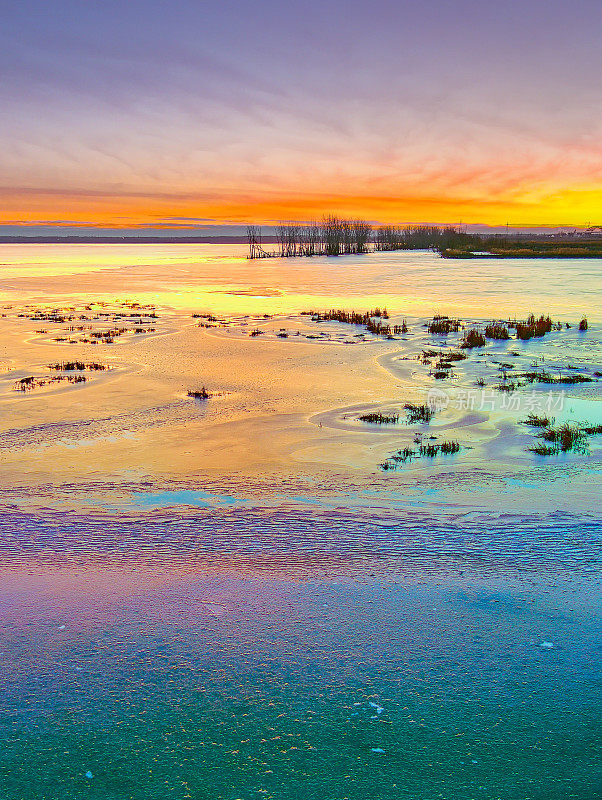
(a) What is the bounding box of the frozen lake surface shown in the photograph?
[0,245,600,798]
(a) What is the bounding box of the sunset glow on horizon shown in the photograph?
[2,0,601,230]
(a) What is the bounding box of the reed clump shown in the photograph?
[48,361,107,371]
[528,444,558,456]
[85,327,129,344]
[420,348,466,366]
[521,414,555,427]
[14,374,86,392]
[427,315,462,334]
[380,439,461,469]
[525,419,602,455]
[515,314,553,340]
[306,308,395,337]
[523,370,593,384]
[419,349,440,363]
[444,350,468,362]
[359,412,400,424]
[485,323,510,340]
[440,440,461,454]
[461,329,486,348]
[188,387,211,400]
[539,423,588,453]
[404,403,434,423]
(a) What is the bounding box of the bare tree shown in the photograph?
[322,215,344,256]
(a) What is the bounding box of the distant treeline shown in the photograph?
[247,218,473,258]
[373,224,471,251]
[248,219,602,259]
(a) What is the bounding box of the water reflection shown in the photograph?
[1,244,600,320]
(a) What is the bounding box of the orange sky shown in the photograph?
[2,183,601,230]
[2,0,601,231]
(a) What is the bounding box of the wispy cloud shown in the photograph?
[1,0,601,226]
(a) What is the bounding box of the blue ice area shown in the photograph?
[558,397,602,425]
[129,489,245,510]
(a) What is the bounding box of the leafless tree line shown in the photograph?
[273,216,372,258]
[248,218,467,258]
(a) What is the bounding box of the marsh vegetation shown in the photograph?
[485,323,510,340]
[14,374,87,391]
[514,314,553,340]
[439,239,602,259]
[48,361,107,371]
[380,439,461,469]
[461,329,486,348]
[303,308,403,337]
[521,414,555,428]
[521,417,602,455]
[427,315,462,335]
[14,302,160,346]
[404,403,434,423]
[359,412,399,424]
[188,387,211,400]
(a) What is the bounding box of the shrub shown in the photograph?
[521,414,554,427]
[444,350,467,361]
[485,323,510,339]
[427,315,461,334]
[440,440,460,454]
[540,423,587,453]
[516,314,553,340]
[188,387,210,399]
[461,329,486,348]
[523,371,593,384]
[381,439,461,467]
[392,447,416,463]
[48,361,107,371]
[404,403,434,423]
[359,412,399,424]
[528,444,558,456]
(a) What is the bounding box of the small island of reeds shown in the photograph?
[188,387,211,400]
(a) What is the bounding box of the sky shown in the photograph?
[1,0,601,232]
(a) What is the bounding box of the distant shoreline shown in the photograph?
[0,236,279,244]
